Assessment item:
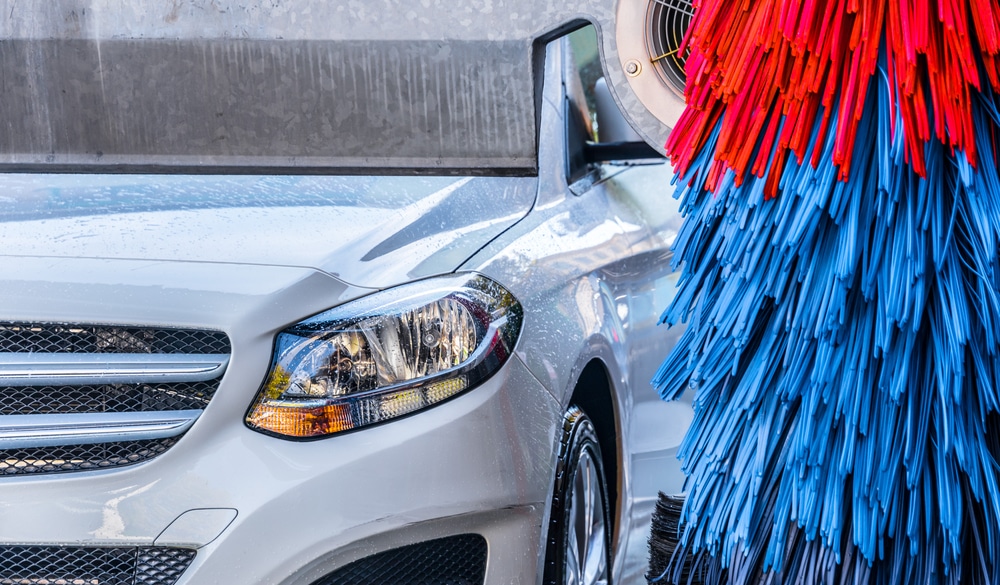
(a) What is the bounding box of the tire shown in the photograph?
[543,406,612,585]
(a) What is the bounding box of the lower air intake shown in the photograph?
[0,436,182,476]
[0,546,196,585]
[311,534,487,585]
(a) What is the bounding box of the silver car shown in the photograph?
[0,23,689,585]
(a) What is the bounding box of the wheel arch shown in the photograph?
[568,358,621,549]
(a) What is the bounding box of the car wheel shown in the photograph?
[544,406,612,585]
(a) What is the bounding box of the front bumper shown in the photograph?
[0,353,558,585]
[0,257,561,585]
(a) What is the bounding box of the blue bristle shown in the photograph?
[653,63,1000,583]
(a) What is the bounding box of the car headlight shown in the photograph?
[246,273,523,439]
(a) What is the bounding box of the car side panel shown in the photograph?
[597,163,693,584]
[463,94,691,582]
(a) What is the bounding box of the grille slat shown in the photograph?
[0,546,195,585]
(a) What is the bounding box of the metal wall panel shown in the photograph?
[0,39,535,173]
[0,0,671,173]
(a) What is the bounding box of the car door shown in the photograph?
[558,25,693,584]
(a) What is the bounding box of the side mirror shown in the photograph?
[595,77,642,143]
[584,77,664,164]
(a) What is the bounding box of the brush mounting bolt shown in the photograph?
[624,60,641,77]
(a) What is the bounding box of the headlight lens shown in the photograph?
[246,273,522,439]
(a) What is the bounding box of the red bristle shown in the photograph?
[796,0,818,47]
[779,0,796,38]
[665,0,998,192]
[793,96,821,163]
[810,105,832,169]
[885,3,899,138]
[705,158,727,192]
[764,148,786,199]
[966,88,978,166]
[754,98,785,177]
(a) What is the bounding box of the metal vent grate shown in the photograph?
[646,0,693,97]
[0,381,216,415]
[311,534,488,585]
[0,546,195,585]
[0,323,231,354]
[0,436,181,476]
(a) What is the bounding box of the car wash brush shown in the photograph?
[650,0,1000,583]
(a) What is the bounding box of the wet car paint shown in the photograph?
[0,35,689,585]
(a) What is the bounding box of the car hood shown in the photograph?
[0,173,536,289]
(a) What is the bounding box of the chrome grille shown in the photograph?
[0,545,195,585]
[0,323,229,476]
[0,323,230,354]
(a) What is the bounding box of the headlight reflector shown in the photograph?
[246,274,522,439]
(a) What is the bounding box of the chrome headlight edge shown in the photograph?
[245,273,523,440]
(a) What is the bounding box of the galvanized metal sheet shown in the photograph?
[1,38,535,173]
[0,0,669,173]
